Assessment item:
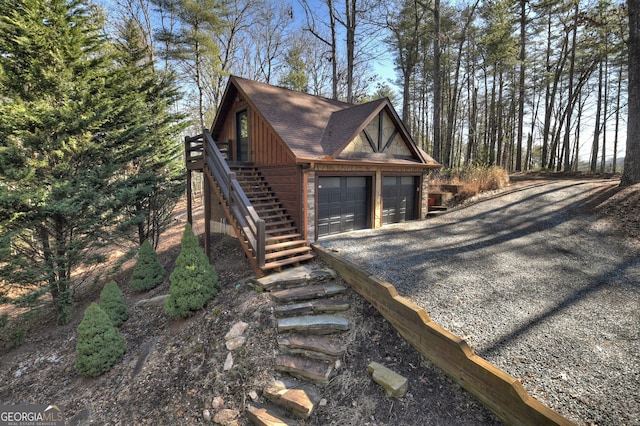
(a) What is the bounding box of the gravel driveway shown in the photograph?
[318,179,640,426]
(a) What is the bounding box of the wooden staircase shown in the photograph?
[230,166,314,273]
[187,130,314,277]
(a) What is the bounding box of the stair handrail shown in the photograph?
[202,130,266,267]
[184,134,204,164]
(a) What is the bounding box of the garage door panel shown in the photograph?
[383,176,417,224]
[318,176,370,237]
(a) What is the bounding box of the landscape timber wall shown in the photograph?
[312,244,576,426]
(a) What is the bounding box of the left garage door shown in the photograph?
[317,176,370,237]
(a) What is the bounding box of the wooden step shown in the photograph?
[265,233,302,244]
[263,253,315,271]
[266,239,308,251]
[265,226,297,235]
[264,220,295,228]
[265,246,312,261]
[261,214,291,222]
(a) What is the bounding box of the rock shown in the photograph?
[225,336,246,351]
[225,321,249,340]
[212,396,224,410]
[367,361,408,398]
[213,409,239,425]
[277,314,350,334]
[135,294,169,308]
[319,398,327,407]
[203,409,211,421]
[224,352,233,371]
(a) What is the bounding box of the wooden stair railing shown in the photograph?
[202,131,266,269]
[189,130,313,276]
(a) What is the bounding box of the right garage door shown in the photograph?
[317,176,370,237]
[383,176,418,224]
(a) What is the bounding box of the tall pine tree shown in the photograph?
[0,0,185,323]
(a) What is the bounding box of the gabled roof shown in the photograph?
[211,75,439,167]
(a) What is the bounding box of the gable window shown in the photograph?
[236,109,249,161]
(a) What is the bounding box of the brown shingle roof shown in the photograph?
[213,75,439,166]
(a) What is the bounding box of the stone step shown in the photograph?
[275,355,333,384]
[270,282,347,303]
[263,379,319,419]
[257,264,336,291]
[274,299,350,317]
[246,403,297,426]
[278,334,347,361]
[277,314,350,335]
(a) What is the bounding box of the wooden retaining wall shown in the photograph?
[313,244,575,426]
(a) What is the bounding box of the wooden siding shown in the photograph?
[213,98,295,165]
[260,165,303,232]
[250,108,296,166]
[215,98,247,161]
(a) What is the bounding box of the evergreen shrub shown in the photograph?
[99,281,129,327]
[130,240,166,292]
[75,303,126,377]
[164,223,219,318]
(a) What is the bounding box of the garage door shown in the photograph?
[317,176,370,237]
[382,176,418,224]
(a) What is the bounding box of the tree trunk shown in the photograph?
[516,0,526,171]
[622,0,640,185]
[329,0,338,100]
[591,60,603,173]
[345,0,356,103]
[432,0,442,163]
[562,2,579,172]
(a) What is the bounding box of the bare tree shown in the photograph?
[621,0,640,185]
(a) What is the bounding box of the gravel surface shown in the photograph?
[318,179,640,426]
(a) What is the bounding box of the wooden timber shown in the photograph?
[313,244,576,426]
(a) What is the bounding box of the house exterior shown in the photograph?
[186,75,440,275]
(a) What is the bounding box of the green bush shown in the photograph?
[129,240,166,292]
[99,281,129,327]
[75,303,126,377]
[164,223,219,318]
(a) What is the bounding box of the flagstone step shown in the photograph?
[278,334,347,361]
[263,379,319,419]
[257,264,336,291]
[277,314,350,335]
[274,299,350,317]
[246,403,297,426]
[275,354,333,383]
[270,282,347,303]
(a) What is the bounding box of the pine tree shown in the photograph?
[0,0,185,323]
[129,240,166,292]
[111,19,187,248]
[75,303,127,377]
[99,281,129,327]
[164,223,219,319]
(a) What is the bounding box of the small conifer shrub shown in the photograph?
[99,281,129,327]
[75,303,126,377]
[129,240,166,292]
[164,223,219,318]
